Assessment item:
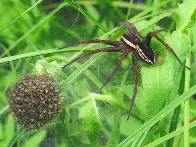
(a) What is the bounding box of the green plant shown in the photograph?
[0,0,196,147]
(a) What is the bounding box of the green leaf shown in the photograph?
[107,110,121,147]
[0,123,2,140]
[117,84,196,147]
[175,0,196,33]
[7,128,25,147]
[21,130,47,147]
[79,97,101,146]
[145,121,196,147]
[4,115,15,144]
[141,31,191,120]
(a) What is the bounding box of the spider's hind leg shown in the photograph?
[63,47,122,68]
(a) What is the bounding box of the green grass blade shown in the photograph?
[0,0,43,32]
[166,105,181,147]
[0,105,9,116]
[184,57,191,147]
[60,52,105,87]
[137,128,150,147]
[0,47,83,64]
[126,0,133,20]
[144,121,196,147]
[1,2,68,57]
[117,84,196,147]
[7,127,25,147]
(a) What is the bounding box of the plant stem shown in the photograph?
[0,0,43,32]
[67,93,114,111]
[126,0,133,20]
[184,57,190,147]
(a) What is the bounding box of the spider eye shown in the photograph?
[135,38,139,42]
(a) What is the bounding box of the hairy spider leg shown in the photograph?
[62,47,123,68]
[144,28,167,46]
[127,53,139,120]
[100,51,129,90]
[58,39,120,49]
[147,30,191,70]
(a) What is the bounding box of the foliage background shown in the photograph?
[0,0,196,147]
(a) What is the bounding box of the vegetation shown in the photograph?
[0,0,196,146]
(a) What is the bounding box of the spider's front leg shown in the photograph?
[143,28,167,46]
[127,53,139,120]
[58,39,120,49]
[146,29,191,70]
[62,47,123,68]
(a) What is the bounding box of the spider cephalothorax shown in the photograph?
[59,21,190,120]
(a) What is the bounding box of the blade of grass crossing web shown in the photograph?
[0,47,86,64]
[60,52,105,87]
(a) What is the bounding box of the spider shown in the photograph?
[59,21,190,120]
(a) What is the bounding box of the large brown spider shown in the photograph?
[59,21,190,120]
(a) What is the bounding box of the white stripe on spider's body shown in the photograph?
[121,36,136,49]
[136,45,154,64]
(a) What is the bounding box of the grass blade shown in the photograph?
[117,84,196,147]
[1,2,68,57]
[0,0,43,32]
[145,121,196,147]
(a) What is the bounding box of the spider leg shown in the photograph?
[100,51,128,90]
[147,31,191,70]
[58,39,120,49]
[153,28,167,33]
[63,47,123,68]
[127,53,139,120]
[144,28,167,46]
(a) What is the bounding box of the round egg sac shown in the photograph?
[9,74,62,130]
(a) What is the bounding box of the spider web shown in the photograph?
[50,9,132,146]
[0,1,142,147]
[50,6,145,144]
